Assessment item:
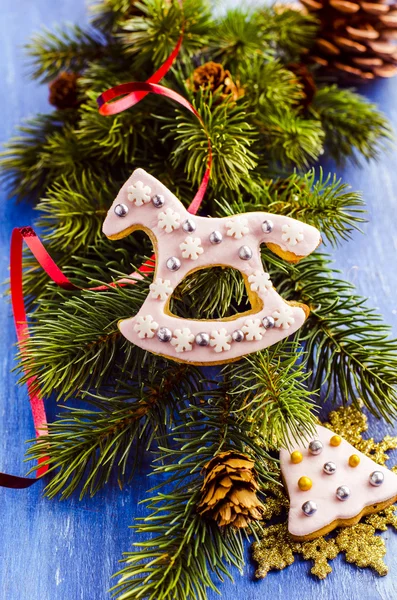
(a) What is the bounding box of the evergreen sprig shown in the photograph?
[26,363,200,499]
[2,0,397,597]
[120,0,213,68]
[311,85,392,164]
[111,392,277,600]
[26,24,106,82]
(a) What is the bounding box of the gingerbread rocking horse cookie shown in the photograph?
[102,169,321,365]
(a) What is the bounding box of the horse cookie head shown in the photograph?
[103,168,183,241]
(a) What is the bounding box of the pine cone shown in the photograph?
[301,0,397,80]
[287,63,317,108]
[197,451,264,528]
[49,72,81,110]
[187,62,243,102]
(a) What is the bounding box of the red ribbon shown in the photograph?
[1,16,212,488]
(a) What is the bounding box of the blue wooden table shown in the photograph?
[1,2,397,599]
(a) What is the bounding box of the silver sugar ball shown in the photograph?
[232,329,245,342]
[336,485,350,501]
[369,471,384,487]
[166,256,181,272]
[302,500,317,516]
[195,332,210,346]
[157,327,172,343]
[308,439,323,455]
[238,245,253,261]
[151,194,165,208]
[182,218,196,233]
[262,219,274,234]
[209,230,223,244]
[262,316,275,330]
[323,461,337,475]
[114,203,128,217]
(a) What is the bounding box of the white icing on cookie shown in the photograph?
[158,208,181,233]
[226,217,249,239]
[210,329,232,353]
[133,315,158,338]
[149,278,173,300]
[248,270,272,294]
[281,425,397,540]
[272,305,295,330]
[281,222,304,247]
[179,236,204,260]
[242,319,263,341]
[171,328,195,352]
[102,168,322,364]
[127,181,152,206]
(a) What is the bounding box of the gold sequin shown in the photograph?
[330,434,342,447]
[298,476,312,491]
[349,454,360,468]
[290,451,303,464]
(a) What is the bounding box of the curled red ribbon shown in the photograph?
[2,15,212,488]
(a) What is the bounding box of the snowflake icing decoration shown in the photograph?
[158,208,181,233]
[127,180,152,207]
[149,278,173,301]
[226,217,250,239]
[171,328,195,352]
[179,236,204,260]
[272,305,295,330]
[133,315,159,339]
[248,271,272,294]
[281,222,304,247]
[242,318,263,341]
[210,329,232,353]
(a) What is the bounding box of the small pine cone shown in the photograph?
[49,72,81,110]
[301,0,397,80]
[287,63,317,108]
[197,451,264,528]
[187,62,244,103]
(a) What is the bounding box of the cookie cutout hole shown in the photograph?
[168,267,260,321]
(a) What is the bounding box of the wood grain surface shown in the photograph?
[1,2,397,599]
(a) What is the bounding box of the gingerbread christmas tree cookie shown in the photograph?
[281,425,397,541]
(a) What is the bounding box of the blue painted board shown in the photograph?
[1,1,397,599]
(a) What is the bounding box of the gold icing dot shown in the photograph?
[349,454,360,467]
[298,476,312,491]
[330,435,342,447]
[290,451,303,464]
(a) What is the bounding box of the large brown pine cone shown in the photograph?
[197,451,264,528]
[301,0,397,80]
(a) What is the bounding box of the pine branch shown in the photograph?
[257,6,318,61]
[162,92,257,191]
[240,59,306,110]
[26,24,106,83]
[90,0,140,33]
[264,250,397,420]
[18,282,148,400]
[253,107,325,169]
[0,110,78,201]
[224,343,317,449]
[210,9,270,68]
[111,393,277,600]
[26,363,199,499]
[311,85,393,164]
[35,174,113,252]
[120,0,213,68]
